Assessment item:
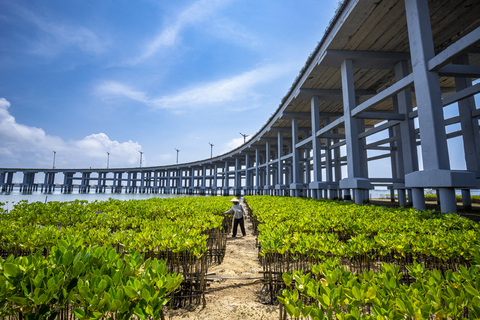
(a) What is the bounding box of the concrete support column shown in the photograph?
[462,189,472,210]
[309,96,325,195]
[412,188,426,210]
[213,164,218,193]
[235,158,241,196]
[394,60,418,207]
[398,189,407,207]
[454,55,480,180]
[266,141,271,187]
[339,59,370,204]
[403,0,478,213]
[202,166,207,190]
[277,131,284,188]
[290,117,302,197]
[255,149,260,193]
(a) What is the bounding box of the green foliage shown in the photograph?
[278,259,480,319]
[0,235,182,319]
[0,197,232,257]
[246,196,479,263]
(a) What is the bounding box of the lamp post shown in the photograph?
[175,149,180,164]
[106,152,110,169]
[208,142,214,159]
[239,132,248,144]
[52,151,56,169]
[139,151,144,167]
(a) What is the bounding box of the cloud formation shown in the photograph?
[0,98,142,169]
[131,0,230,64]
[6,3,105,57]
[95,63,291,111]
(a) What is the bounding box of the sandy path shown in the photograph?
[166,215,279,320]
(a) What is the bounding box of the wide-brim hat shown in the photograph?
[230,197,240,203]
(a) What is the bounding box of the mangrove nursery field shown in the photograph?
[246,196,480,320]
[0,197,233,319]
[1,195,480,320]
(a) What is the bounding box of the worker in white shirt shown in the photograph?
[223,197,247,237]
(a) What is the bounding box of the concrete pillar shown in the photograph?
[277,131,284,187]
[403,0,476,213]
[235,158,241,196]
[339,59,371,204]
[461,189,472,210]
[454,55,480,179]
[398,189,407,207]
[309,96,325,193]
[255,148,260,191]
[266,141,271,187]
[412,188,426,210]
[290,117,303,196]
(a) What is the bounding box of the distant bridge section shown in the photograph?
[2,0,480,213]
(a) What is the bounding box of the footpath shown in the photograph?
[168,215,279,320]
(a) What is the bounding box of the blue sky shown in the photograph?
[0,0,341,169]
[0,0,476,178]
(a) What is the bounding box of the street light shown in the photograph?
[239,132,249,144]
[139,151,144,167]
[106,152,110,169]
[175,148,180,164]
[52,151,56,169]
[208,142,214,159]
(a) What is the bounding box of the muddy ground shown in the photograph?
[165,215,280,320]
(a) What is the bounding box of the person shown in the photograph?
[223,197,247,237]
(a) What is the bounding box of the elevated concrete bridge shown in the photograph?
[2,0,480,213]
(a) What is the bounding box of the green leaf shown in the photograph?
[110,299,122,312]
[108,248,117,262]
[4,263,21,278]
[352,286,361,300]
[134,307,146,320]
[7,296,28,306]
[62,250,74,266]
[366,286,376,300]
[73,261,85,277]
[124,286,137,298]
[302,305,313,317]
[73,308,86,319]
[142,288,151,301]
[285,303,296,317]
[464,285,479,297]
[97,279,108,292]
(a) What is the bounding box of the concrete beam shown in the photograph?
[364,136,397,149]
[351,73,415,117]
[428,26,480,71]
[437,64,480,78]
[316,116,345,137]
[355,112,406,120]
[295,88,375,101]
[358,121,401,139]
[296,136,313,149]
[442,82,480,107]
[319,50,411,69]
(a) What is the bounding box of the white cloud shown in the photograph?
[9,3,106,56]
[95,63,292,111]
[0,98,142,168]
[129,0,230,64]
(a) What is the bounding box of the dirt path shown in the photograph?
[167,215,279,320]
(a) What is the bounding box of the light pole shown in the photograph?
[52,151,56,169]
[175,148,180,164]
[106,152,110,169]
[208,142,214,158]
[239,132,249,144]
[139,151,144,167]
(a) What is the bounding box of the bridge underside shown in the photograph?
[2,0,480,213]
